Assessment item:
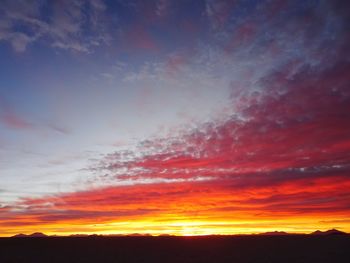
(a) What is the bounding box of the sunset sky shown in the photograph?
[0,0,350,237]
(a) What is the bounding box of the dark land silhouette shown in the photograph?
[0,230,349,263]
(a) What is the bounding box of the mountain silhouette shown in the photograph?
[12,233,27,238]
[4,233,350,262]
[29,232,47,237]
[311,229,347,236]
[12,232,47,238]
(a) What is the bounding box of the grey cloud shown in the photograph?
[0,0,109,52]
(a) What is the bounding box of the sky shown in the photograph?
[0,0,349,236]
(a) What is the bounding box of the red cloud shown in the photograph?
[1,60,349,235]
[1,173,349,234]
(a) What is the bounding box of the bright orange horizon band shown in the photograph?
[1,175,350,237]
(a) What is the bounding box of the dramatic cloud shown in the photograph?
[2,58,350,235]
[0,0,349,236]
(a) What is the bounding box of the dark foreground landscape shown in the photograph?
[0,235,349,263]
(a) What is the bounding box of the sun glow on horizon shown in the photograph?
[2,215,350,237]
[1,0,350,237]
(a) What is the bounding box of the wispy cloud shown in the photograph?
[0,0,109,52]
[1,111,32,129]
[0,96,32,130]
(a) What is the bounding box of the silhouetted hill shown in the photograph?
[311,229,347,236]
[12,232,47,238]
[69,234,89,237]
[128,233,152,236]
[29,232,47,237]
[12,233,27,238]
[1,234,349,263]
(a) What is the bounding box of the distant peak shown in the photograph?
[311,229,347,235]
[12,232,47,238]
[29,232,47,237]
[12,233,27,238]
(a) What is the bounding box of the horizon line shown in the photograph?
[3,229,349,238]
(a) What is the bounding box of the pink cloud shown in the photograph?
[1,112,32,129]
[0,96,32,130]
[96,58,350,192]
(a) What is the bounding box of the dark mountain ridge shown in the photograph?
[10,229,348,238]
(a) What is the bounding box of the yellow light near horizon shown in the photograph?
[1,213,350,237]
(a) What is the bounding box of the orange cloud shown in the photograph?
[1,172,349,236]
[1,49,350,237]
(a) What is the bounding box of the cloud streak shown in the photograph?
[2,55,350,235]
[0,0,350,236]
[0,0,109,52]
[0,96,32,130]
